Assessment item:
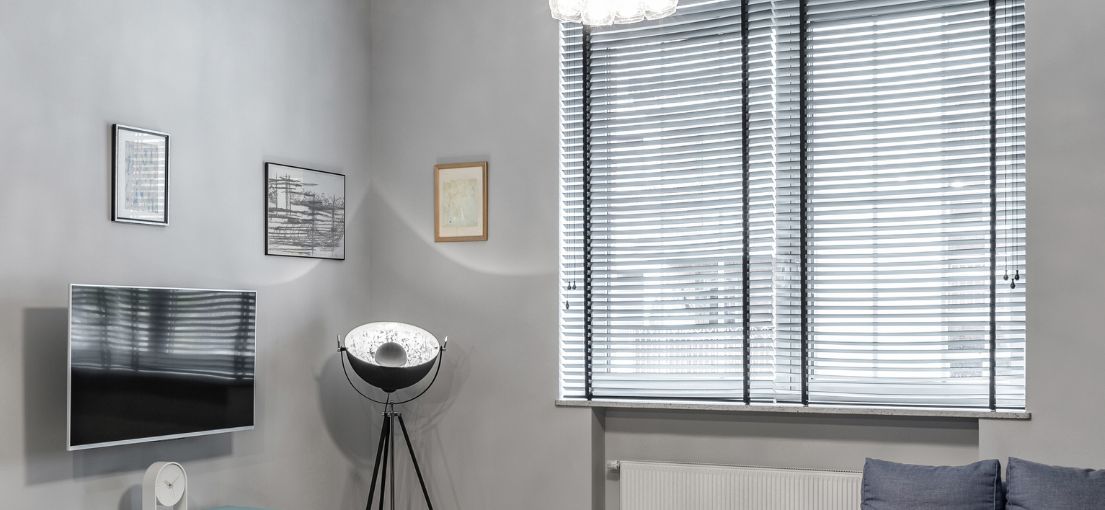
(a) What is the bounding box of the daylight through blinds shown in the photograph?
[559,0,1025,410]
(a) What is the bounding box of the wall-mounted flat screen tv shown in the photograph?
[68,285,256,450]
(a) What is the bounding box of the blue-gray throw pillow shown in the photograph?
[862,458,1004,510]
[1005,457,1105,510]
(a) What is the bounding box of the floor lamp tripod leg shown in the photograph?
[366,412,390,510]
[378,414,392,510]
[397,414,434,510]
[389,410,396,510]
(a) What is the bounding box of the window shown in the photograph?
[559,0,1025,410]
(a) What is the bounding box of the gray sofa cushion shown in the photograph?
[861,458,1004,510]
[1005,457,1105,510]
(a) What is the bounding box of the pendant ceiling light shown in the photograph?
[549,0,679,26]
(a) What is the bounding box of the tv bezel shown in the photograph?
[66,283,258,451]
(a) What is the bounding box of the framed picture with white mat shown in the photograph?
[434,161,488,242]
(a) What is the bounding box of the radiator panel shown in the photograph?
[620,461,862,510]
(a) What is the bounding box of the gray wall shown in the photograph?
[978,0,1105,468]
[0,0,376,508]
[365,0,596,509]
[365,1,1105,510]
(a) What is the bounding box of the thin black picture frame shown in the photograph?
[264,162,347,261]
[111,124,170,226]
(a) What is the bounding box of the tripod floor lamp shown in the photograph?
[338,322,447,510]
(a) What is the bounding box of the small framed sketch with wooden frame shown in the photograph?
[112,124,170,226]
[434,162,488,242]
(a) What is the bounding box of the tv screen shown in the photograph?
[68,285,256,450]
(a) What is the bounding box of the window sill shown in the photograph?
[556,398,1031,420]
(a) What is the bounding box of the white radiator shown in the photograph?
[619,461,862,510]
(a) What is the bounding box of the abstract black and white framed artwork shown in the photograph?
[112,124,170,225]
[265,163,346,260]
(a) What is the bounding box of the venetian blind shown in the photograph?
[559,0,1025,410]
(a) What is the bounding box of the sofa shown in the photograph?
[862,457,1105,510]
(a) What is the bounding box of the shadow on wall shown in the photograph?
[118,485,140,510]
[22,308,233,487]
[315,180,555,510]
[371,155,551,278]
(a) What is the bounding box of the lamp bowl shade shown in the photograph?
[344,322,441,393]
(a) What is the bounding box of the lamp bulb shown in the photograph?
[374,342,408,368]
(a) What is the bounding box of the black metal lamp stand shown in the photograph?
[337,335,446,510]
[365,402,433,510]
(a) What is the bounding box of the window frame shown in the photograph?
[557,0,1027,418]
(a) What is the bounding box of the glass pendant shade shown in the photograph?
[344,322,442,393]
[549,0,678,26]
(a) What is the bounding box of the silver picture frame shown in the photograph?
[112,124,170,226]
